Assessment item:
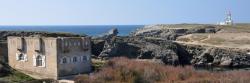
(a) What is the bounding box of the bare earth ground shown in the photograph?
[152,24,249,49]
[176,33,250,49]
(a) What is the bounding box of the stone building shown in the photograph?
[7,36,92,80]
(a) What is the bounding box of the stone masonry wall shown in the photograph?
[8,37,58,79]
[57,37,91,77]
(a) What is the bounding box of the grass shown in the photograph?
[91,59,106,71]
[177,37,191,42]
[202,38,225,45]
[0,69,34,83]
[75,57,250,83]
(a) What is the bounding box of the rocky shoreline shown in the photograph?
[92,24,250,68]
[1,24,250,71]
[92,36,250,68]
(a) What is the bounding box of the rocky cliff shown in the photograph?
[92,36,250,68]
[92,37,191,65]
[93,24,250,68]
[182,44,250,67]
[131,24,220,40]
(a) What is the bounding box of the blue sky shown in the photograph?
[0,0,249,25]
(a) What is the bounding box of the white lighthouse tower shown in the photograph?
[218,11,234,25]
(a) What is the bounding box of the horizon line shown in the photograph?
[0,22,249,26]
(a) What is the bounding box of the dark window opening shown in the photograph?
[62,58,67,64]
[73,57,77,62]
[36,55,43,66]
[82,56,87,61]
[18,54,24,60]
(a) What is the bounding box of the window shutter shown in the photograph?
[24,54,28,62]
[70,57,73,63]
[85,41,89,47]
[16,53,19,61]
[60,58,63,64]
[33,55,36,66]
[77,56,80,62]
[87,56,90,61]
[80,56,83,62]
[42,56,46,67]
[67,57,70,63]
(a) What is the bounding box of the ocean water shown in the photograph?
[0,25,144,36]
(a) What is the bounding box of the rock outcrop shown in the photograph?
[93,35,250,67]
[93,25,250,68]
[182,44,250,67]
[92,36,192,65]
[98,28,119,59]
[131,24,219,40]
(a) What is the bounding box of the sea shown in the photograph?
[0,25,144,36]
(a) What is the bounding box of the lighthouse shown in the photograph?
[218,11,234,25]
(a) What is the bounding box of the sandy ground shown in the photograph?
[176,33,250,49]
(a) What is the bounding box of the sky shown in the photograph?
[0,0,249,25]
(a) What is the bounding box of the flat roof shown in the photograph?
[7,36,90,39]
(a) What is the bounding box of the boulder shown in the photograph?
[220,57,232,66]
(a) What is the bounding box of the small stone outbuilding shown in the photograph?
[7,36,91,80]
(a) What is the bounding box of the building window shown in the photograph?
[68,41,72,46]
[84,41,89,47]
[62,58,67,64]
[77,41,80,46]
[33,55,45,67]
[60,57,68,64]
[73,57,77,62]
[65,42,68,46]
[74,41,77,46]
[36,55,43,66]
[16,53,27,61]
[18,54,24,61]
[82,56,87,61]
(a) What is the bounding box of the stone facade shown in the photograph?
[7,36,91,80]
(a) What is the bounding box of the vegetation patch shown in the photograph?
[0,69,34,83]
[75,57,250,83]
[91,59,107,72]
[202,38,225,45]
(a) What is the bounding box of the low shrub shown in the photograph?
[25,79,56,83]
[75,57,250,83]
